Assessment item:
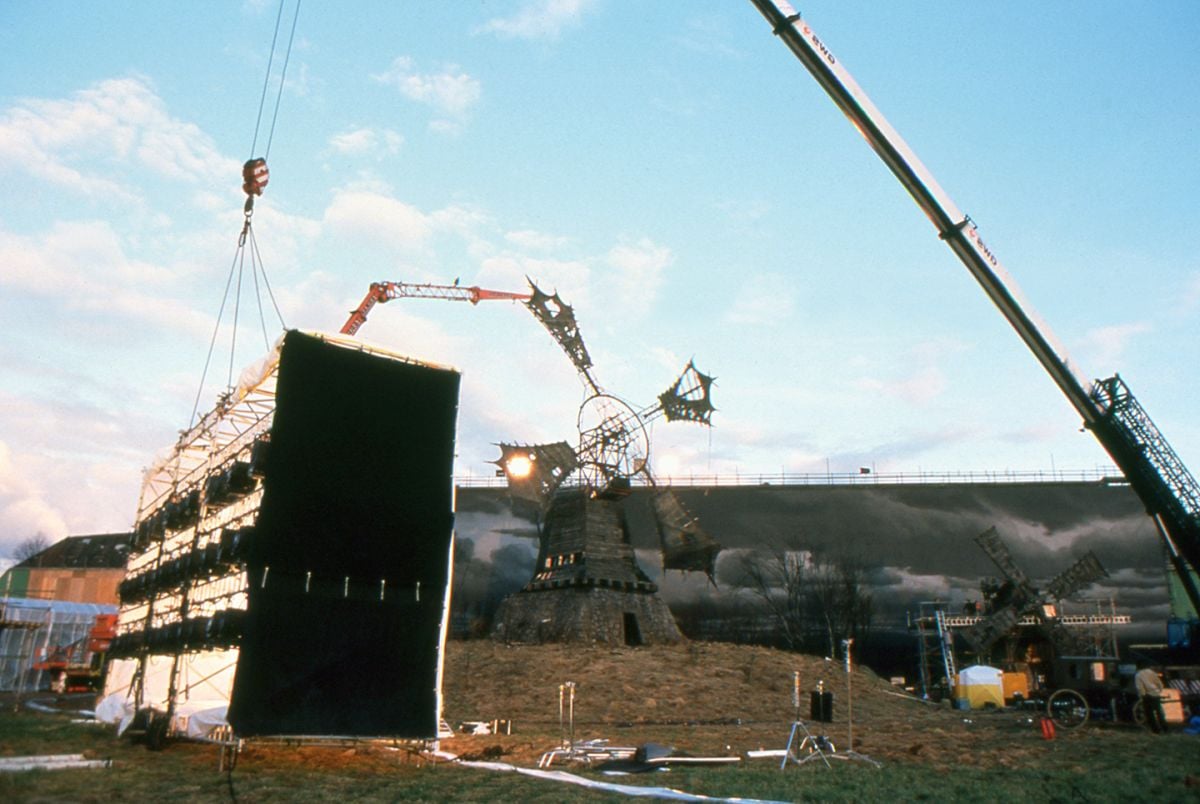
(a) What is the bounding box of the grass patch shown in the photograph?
[3,707,1200,802]
[5,641,1200,802]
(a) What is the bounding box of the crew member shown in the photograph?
[1135,665,1166,733]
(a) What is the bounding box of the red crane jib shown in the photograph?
[340,281,531,336]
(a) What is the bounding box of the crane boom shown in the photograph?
[750,1,1200,616]
[750,0,1095,424]
[340,281,531,336]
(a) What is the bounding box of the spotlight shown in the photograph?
[506,454,535,479]
[493,442,577,509]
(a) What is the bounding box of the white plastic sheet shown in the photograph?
[458,759,788,803]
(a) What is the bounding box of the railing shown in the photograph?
[454,466,1124,489]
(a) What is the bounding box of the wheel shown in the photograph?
[1047,688,1089,729]
[1132,699,1148,728]
[575,393,650,488]
[146,712,170,751]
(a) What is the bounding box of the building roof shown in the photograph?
[15,533,130,570]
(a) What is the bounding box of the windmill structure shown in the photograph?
[491,280,720,645]
[962,527,1110,660]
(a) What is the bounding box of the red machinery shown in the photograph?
[340,281,531,336]
[34,613,117,694]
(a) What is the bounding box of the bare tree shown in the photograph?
[12,532,51,563]
[736,536,874,655]
[736,538,810,650]
[807,549,874,657]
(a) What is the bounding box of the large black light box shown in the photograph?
[228,331,459,737]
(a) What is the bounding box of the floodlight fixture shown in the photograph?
[506,454,534,479]
[493,441,578,510]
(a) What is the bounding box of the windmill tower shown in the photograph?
[491,281,719,645]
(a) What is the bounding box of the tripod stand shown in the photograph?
[780,672,833,769]
[832,639,881,768]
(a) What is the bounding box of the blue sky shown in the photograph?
[0,1,1197,553]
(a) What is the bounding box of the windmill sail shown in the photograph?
[658,360,716,425]
[962,528,1109,654]
[652,490,722,580]
[524,281,595,389]
[1044,552,1108,601]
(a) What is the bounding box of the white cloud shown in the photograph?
[0,382,160,544]
[999,420,1064,446]
[715,197,771,225]
[429,204,491,238]
[604,237,672,317]
[0,222,214,339]
[0,441,70,554]
[855,365,948,406]
[505,228,569,251]
[477,0,597,40]
[428,119,467,137]
[479,254,590,299]
[320,191,493,265]
[0,77,238,198]
[283,60,313,99]
[322,189,434,251]
[372,57,481,127]
[328,127,403,157]
[724,272,795,325]
[1078,322,1151,369]
[675,15,742,59]
[1181,272,1200,314]
[874,566,956,597]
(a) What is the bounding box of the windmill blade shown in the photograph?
[524,279,598,393]
[975,527,1029,588]
[651,489,722,581]
[961,605,1023,654]
[1044,551,1108,601]
[655,360,716,425]
[494,441,578,510]
[962,582,1040,653]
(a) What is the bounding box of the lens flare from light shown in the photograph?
[506,454,534,479]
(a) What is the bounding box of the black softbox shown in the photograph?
[227,331,459,737]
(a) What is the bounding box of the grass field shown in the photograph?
[2,708,1199,803]
[3,640,1200,802]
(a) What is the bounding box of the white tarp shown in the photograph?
[96,650,239,736]
[181,704,230,740]
[458,759,789,803]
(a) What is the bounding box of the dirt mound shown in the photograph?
[440,640,1066,768]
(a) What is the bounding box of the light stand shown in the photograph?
[835,638,881,768]
[780,671,832,769]
[559,681,576,751]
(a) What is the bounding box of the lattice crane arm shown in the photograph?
[340,281,532,336]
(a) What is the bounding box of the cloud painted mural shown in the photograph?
[452,479,1168,660]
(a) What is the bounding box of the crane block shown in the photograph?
[242,158,270,196]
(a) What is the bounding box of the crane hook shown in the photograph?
[241,158,270,214]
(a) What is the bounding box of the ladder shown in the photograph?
[914,604,959,698]
[935,609,958,685]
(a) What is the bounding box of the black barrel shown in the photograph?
[810,690,833,723]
